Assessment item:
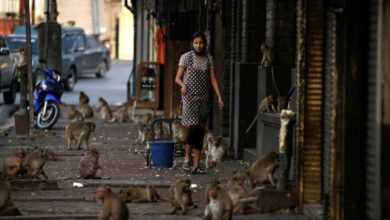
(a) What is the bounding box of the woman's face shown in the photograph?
[192,37,205,54]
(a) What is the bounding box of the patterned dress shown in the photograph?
[179,50,214,127]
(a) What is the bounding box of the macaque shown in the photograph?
[97,97,113,122]
[79,149,102,179]
[112,105,129,123]
[168,178,194,214]
[21,148,51,179]
[118,185,160,203]
[80,103,94,119]
[226,172,256,214]
[79,91,90,105]
[205,135,226,169]
[95,186,129,220]
[4,149,26,178]
[246,152,279,188]
[0,175,21,216]
[258,95,277,113]
[68,105,84,121]
[65,121,96,150]
[138,124,154,144]
[204,181,233,220]
[260,43,273,67]
[277,96,288,112]
[153,121,171,140]
[171,121,188,144]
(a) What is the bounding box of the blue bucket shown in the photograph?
[149,140,175,168]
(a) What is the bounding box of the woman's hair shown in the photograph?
[191,32,207,55]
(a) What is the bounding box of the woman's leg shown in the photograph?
[184,144,192,162]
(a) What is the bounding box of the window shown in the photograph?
[86,36,99,48]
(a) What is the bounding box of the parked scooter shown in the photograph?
[33,68,64,129]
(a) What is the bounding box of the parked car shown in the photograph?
[6,34,40,85]
[0,36,18,104]
[13,26,111,91]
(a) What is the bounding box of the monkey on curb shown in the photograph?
[79,149,102,179]
[246,152,279,188]
[4,149,26,178]
[64,121,96,150]
[97,97,114,122]
[168,178,194,214]
[204,180,233,220]
[21,148,52,179]
[79,91,90,105]
[118,185,160,203]
[95,186,129,220]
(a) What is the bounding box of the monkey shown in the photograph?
[64,121,96,150]
[79,91,90,105]
[118,185,160,203]
[21,148,51,179]
[79,103,94,119]
[276,96,288,112]
[97,97,114,122]
[258,95,277,113]
[168,178,194,214]
[79,149,102,179]
[95,186,129,220]
[112,105,129,123]
[205,135,226,169]
[260,43,273,67]
[171,120,188,144]
[153,121,171,140]
[68,105,84,121]
[246,152,279,188]
[0,175,21,216]
[4,149,26,178]
[204,180,233,220]
[137,124,154,144]
[226,172,259,215]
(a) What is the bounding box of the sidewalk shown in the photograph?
[0,106,308,220]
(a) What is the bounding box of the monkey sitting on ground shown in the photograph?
[97,97,114,122]
[64,121,96,150]
[79,103,94,119]
[226,172,258,215]
[168,178,194,214]
[4,149,26,178]
[204,180,233,220]
[112,104,130,123]
[79,149,102,179]
[68,105,84,121]
[205,135,226,169]
[118,185,160,203]
[246,152,279,188]
[258,95,277,113]
[21,148,52,179]
[0,175,21,216]
[79,91,90,105]
[260,43,273,67]
[171,121,188,144]
[95,186,129,220]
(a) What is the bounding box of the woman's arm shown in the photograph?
[175,66,187,95]
[210,69,224,109]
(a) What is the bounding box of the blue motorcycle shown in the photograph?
[33,68,64,129]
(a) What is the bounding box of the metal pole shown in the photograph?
[32,0,35,25]
[25,0,34,129]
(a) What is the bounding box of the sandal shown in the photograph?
[182,160,192,171]
[191,167,206,175]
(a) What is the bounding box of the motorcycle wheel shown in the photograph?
[36,101,60,129]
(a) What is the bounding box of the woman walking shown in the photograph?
[175,32,224,174]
